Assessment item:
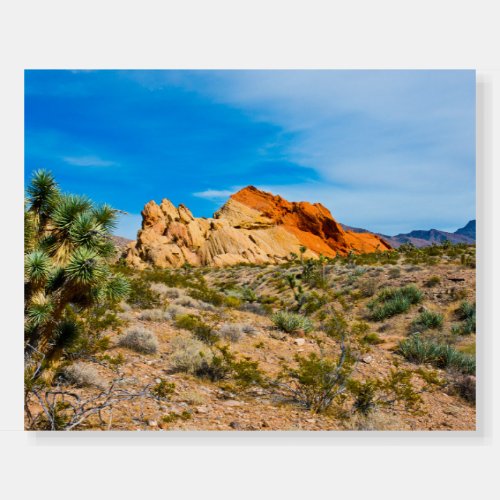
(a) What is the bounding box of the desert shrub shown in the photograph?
[388,267,401,279]
[173,295,200,308]
[218,323,245,342]
[162,410,192,423]
[150,379,176,400]
[277,352,353,413]
[241,302,273,316]
[149,282,174,298]
[272,311,314,334]
[127,278,161,309]
[398,337,475,374]
[170,337,213,374]
[175,314,218,345]
[231,356,265,388]
[223,295,242,308]
[368,285,423,321]
[451,374,476,403]
[165,304,191,320]
[63,362,105,389]
[138,309,168,322]
[195,345,234,382]
[100,353,125,370]
[410,310,444,332]
[241,286,258,302]
[241,323,258,335]
[362,332,384,345]
[323,311,349,340]
[117,327,158,354]
[218,322,257,341]
[358,278,379,297]
[188,286,225,306]
[300,291,329,315]
[425,275,441,287]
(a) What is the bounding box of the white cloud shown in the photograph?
[63,155,117,167]
[193,188,237,200]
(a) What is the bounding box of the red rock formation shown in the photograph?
[230,186,391,257]
[125,186,391,268]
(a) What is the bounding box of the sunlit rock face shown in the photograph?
[125,186,392,268]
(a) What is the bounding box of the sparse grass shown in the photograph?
[410,310,444,332]
[117,327,158,354]
[272,311,314,334]
[368,285,423,321]
[398,337,475,374]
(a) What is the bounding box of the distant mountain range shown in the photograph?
[341,220,476,248]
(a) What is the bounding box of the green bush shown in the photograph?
[272,311,314,334]
[368,285,423,321]
[175,314,218,345]
[410,310,444,332]
[127,278,161,309]
[398,337,475,374]
[277,352,353,413]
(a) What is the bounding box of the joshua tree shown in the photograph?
[299,245,307,264]
[24,170,130,370]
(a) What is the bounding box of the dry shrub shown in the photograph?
[118,327,158,354]
[138,309,168,322]
[63,362,106,389]
[217,323,245,342]
[165,304,192,320]
[169,336,213,374]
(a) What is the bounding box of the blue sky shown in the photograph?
[25,70,475,239]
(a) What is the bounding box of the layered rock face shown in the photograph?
[125,186,391,268]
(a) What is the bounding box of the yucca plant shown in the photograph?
[24,170,130,369]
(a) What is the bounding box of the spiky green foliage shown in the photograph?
[272,311,314,334]
[410,310,444,332]
[24,170,130,369]
[398,337,475,374]
[368,285,423,321]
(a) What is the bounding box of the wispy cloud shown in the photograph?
[62,155,117,167]
[193,188,237,200]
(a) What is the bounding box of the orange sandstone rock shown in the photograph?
[125,186,391,268]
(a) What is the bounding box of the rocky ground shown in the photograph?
[26,248,476,431]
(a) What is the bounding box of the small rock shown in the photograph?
[362,355,373,364]
[148,420,158,427]
[155,378,162,384]
[261,421,270,428]
[223,400,243,407]
[294,338,306,346]
[229,421,241,430]
[195,406,209,414]
[306,418,316,424]
[418,306,427,313]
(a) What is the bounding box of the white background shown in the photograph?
[0,1,498,498]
